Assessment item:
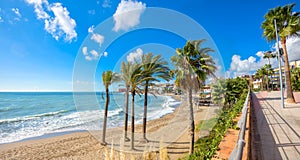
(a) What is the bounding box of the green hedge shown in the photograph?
[187,79,248,159]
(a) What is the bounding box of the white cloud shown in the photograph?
[87,25,105,46]
[113,0,146,32]
[102,0,112,8]
[12,8,21,17]
[25,0,77,42]
[285,37,300,61]
[85,55,92,61]
[228,51,274,77]
[271,37,300,62]
[82,46,107,61]
[0,17,3,23]
[46,3,77,41]
[90,33,104,46]
[90,50,99,58]
[229,55,256,75]
[103,51,108,57]
[228,36,300,78]
[127,48,143,62]
[25,0,50,19]
[88,25,95,33]
[82,46,88,55]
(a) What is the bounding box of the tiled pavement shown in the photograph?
[252,91,300,160]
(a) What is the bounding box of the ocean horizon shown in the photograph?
[0,92,181,144]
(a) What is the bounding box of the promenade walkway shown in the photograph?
[252,91,300,160]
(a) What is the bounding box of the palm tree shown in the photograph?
[255,67,267,91]
[263,51,276,66]
[263,51,276,90]
[101,70,120,145]
[171,39,216,154]
[263,64,274,91]
[128,63,149,149]
[211,79,226,106]
[262,3,300,103]
[140,53,171,142]
[120,62,135,142]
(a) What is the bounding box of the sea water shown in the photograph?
[0,92,181,144]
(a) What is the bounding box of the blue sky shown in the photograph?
[0,0,299,91]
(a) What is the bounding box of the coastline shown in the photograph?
[0,94,211,159]
[0,93,178,144]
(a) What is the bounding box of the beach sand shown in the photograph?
[0,95,219,160]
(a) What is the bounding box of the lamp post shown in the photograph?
[274,19,285,109]
[280,49,288,89]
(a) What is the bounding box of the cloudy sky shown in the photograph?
[0,0,299,91]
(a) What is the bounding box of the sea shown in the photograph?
[0,92,181,144]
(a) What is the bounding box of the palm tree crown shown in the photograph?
[101,70,120,145]
[171,39,216,154]
[262,3,300,41]
[261,3,300,103]
[140,53,171,141]
[120,61,137,141]
[263,51,276,65]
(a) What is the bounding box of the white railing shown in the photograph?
[229,90,250,160]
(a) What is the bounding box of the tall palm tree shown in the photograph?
[171,39,216,154]
[120,62,136,142]
[263,51,276,91]
[263,64,274,91]
[140,53,171,142]
[128,64,149,149]
[101,70,120,145]
[262,3,300,103]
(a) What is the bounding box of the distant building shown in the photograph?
[250,59,300,90]
[202,85,211,94]
[252,79,262,89]
[118,88,127,92]
[270,59,300,89]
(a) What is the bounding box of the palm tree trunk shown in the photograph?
[188,88,195,154]
[130,90,135,149]
[142,80,149,142]
[101,87,109,145]
[268,58,274,91]
[281,39,296,103]
[124,85,129,141]
[266,75,269,91]
[261,77,265,91]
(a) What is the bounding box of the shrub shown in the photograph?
[187,77,249,159]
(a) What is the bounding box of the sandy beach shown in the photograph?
[0,95,218,160]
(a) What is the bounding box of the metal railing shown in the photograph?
[229,90,250,160]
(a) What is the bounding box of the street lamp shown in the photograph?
[279,48,288,89]
[274,19,285,109]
